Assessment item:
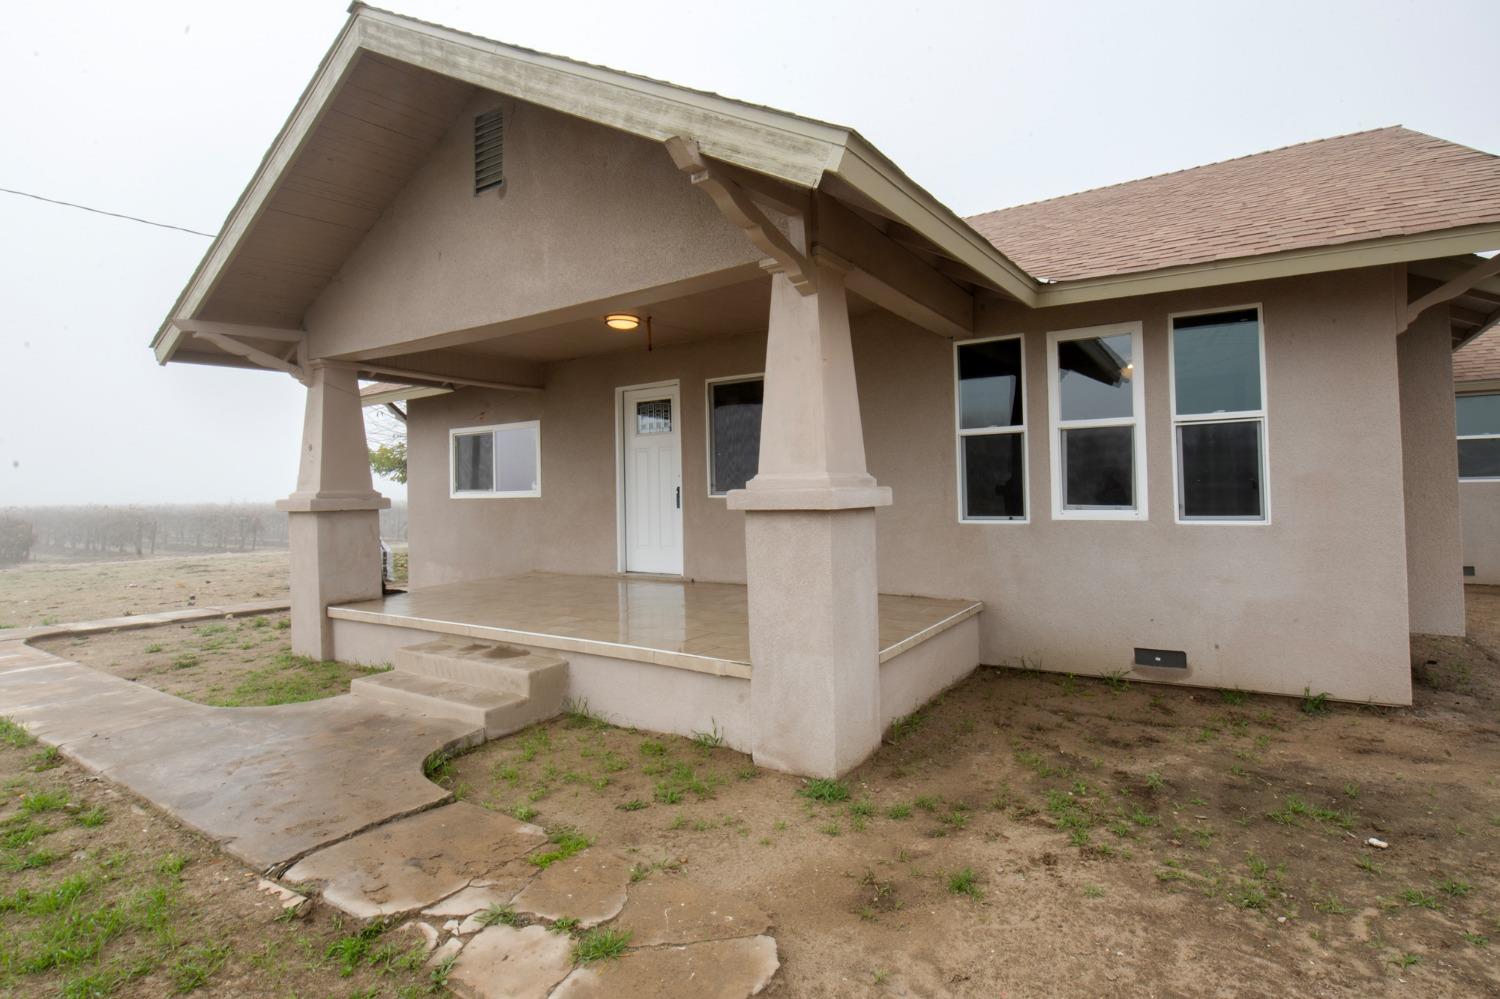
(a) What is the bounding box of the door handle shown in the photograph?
[676,486,681,509]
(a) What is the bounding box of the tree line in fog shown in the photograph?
[0,503,408,565]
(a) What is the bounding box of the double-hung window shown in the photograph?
[955,336,1027,521]
[450,421,541,498]
[1457,392,1500,480]
[1169,307,1268,521]
[706,375,764,496]
[1048,323,1146,519]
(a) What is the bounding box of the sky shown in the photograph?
[1,0,1497,506]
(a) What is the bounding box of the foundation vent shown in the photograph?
[1134,648,1187,669]
[474,109,504,194]
[1464,565,1477,577]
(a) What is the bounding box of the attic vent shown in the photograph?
[474,109,504,194]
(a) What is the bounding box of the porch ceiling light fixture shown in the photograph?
[604,313,640,332]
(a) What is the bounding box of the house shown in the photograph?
[152,4,1500,778]
[1455,327,1500,583]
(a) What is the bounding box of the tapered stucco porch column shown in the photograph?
[728,262,891,778]
[275,363,390,660]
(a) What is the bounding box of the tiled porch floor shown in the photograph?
[329,572,981,677]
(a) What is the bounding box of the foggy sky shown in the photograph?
[2,0,1496,506]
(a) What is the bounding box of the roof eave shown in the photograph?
[1031,222,1500,308]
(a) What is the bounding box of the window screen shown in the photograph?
[1171,309,1267,521]
[709,378,762,495]
[957,338,1026,520]
[450,422,540,496]
[452,432,493,493]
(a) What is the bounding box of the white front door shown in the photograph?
[620,384,683,575]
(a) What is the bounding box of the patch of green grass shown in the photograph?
[29,745,62,771]
[143,643,164,654]
[639,739,666,757]
[76,807,109,829]
[1356,855,1383,875]
[170,941,230,992]
[573,927,631,964]
[157,853,189,877]
[1401,888,1441,910]
[1144,772,1165,791]
[616,799,648,812]
[1082,884,1105,898]
[819,822,841,837]
[885,803,912,820]
[848,800,876,819]
[529,826,592,869]
[947,868,982,899]
[1220,688,1248,706]
[798,778,850,803]
[550,916,580,934]
[21,790,70,814]
[203,651,382,707]
[171,654,200,670]
[913,795,941,812]
[1313,892,1350,914]
[0,717,35,747]
[1102,669,1130,692]
[1390,952,1421,969]
[510,803,539,822]
[1463,931,1490,947]
[561,698,608,729]
[326,921,389,977]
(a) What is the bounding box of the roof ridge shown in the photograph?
[965,125,1414,222]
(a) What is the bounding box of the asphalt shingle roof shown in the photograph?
[1455,327,1500,384]
[965,127,1500,283]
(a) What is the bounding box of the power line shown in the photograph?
[0,185,216,238]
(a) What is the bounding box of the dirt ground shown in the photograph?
[31,612,387,707]
[2,552,1498,997]
[438,590,1500,999]
[0,551,290,629]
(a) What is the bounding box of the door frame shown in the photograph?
[614,379,683,575]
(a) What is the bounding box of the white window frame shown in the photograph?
[1168,304,1271,525]
[1047,322,1148,521]
[1457,389,1500,483]
[448,420,542,499]
[954,334,1029,524]
[704,372,764,498]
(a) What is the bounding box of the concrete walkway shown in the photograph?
[0,605,479,872]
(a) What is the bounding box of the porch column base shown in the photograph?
[281,507,384,661]
[745,507,882,778]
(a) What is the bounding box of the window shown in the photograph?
[1457,392,1500,480]
[1170,307,1268,522]
[1047,323,1146,519]
[707,375,763,495]
[955,336,1026,521]
[449,421,540,498]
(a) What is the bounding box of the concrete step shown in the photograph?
[393,638,568,704]
[350,671,555,739]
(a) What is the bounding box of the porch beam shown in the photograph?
[1405,254,1500,330]
[813,193,974,339]
[322,359,544,394]
[194,331,309,383]
[664,136,815,293]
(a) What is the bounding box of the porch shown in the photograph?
[325,573,983,754]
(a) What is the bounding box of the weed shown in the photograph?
[157,853,189,877]
[76,807,109,828]
[172,654,200,670]
[573,927,631,963]
[562,698,608,728]
[477,903,521,927]
[22,790,70,814]
[617,799,648,812]
[1144,772,1165,791]
[1220,689,1248,706]
[1083,884,1105,898]
[29,745,62,771]
[144,643,164,654]
[885,803,912,820]
[820,821,841,837]
[848,800,876,818]
[1356,855,1383,875]
[550,916,580,934]
[799,779,851,803]
[639,739,666,757]
[1462,932,1490,947]
[325,921,388,976]
[1401,888,1441,910]
[1390,952,1421,969]
[1437,877,1472,897]
[885,711,926,743]
[1314,893,1350,914]
[947,868,983,899]
[510,804,539,822]
[1102,669,1130,692]
[914,795,941,812]
[1343,782,1360,799]
[690,721,725,750]
[1300,688,1331,715]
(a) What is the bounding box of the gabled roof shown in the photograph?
[1455,327,1500,385]
[968,127,1500,294]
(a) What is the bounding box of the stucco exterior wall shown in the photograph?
[1397,308,1466,634]
[406,330,763,588]
[1461,481,1500,584]
[407,267,1421,704]
[303,93,762,359]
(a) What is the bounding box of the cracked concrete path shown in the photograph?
[0,627,479,872]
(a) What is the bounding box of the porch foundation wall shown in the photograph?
[1461,481,1500,585]
[879,616,980,727]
